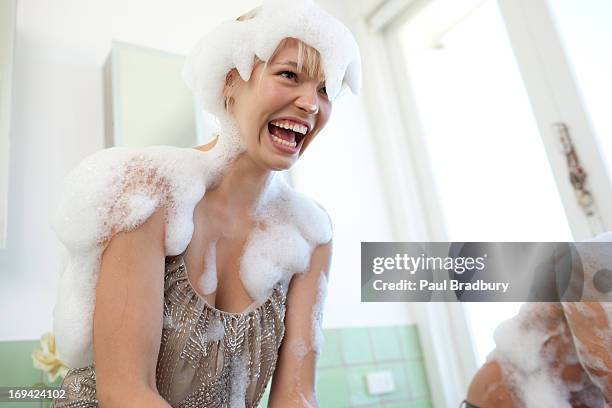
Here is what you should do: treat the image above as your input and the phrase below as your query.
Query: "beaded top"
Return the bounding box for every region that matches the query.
[52,253,287,408]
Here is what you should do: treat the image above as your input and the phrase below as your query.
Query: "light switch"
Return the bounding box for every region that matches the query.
[366,370,395,395]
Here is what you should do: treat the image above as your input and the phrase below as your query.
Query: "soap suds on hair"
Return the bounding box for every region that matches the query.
[182,0,362,119]
[51,0,357,369]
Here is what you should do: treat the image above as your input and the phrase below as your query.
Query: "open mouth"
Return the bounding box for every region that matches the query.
[267,119,309,153]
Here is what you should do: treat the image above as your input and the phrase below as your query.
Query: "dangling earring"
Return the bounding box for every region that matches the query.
[225,96,235,112]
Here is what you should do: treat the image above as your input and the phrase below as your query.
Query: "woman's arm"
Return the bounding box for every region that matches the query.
[267,240,333,408]
[93,207,171,407]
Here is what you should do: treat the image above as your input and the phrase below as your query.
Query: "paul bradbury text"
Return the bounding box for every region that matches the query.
[372,279,510,293]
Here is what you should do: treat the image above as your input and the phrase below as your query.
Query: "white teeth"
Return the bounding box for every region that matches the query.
[271,134,297,148]
[270,120,308,135]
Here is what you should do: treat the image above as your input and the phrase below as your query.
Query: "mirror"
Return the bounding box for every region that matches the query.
[103,41,218,148]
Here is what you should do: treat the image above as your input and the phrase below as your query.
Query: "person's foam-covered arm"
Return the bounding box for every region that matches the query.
[93,206,170,407]
[465,303,582,407]
[52,147,200,368]
[562,302,612,401]
[267,240,332,408]
[466,360,518,408]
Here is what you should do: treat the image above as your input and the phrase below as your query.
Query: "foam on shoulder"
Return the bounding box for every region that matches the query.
[238,173,332,302]
[52,140,334,367]
[52,143,235,367]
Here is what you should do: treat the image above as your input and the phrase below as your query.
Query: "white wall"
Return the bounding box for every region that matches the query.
[0,0,413,341]
[0,0,17,249]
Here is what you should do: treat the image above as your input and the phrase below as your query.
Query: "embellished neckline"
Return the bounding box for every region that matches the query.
[173,253,283,318]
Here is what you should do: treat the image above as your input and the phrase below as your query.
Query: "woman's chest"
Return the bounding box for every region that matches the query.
[183,211,306,308]
[182,214,256,312]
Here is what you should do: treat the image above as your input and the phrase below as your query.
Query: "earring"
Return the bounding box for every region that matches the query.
[225,96,234,112]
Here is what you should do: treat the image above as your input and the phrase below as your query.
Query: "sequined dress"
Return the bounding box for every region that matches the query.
[51,253,288,408]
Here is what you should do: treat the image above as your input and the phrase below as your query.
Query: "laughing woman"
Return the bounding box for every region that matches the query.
[50,1,361,407]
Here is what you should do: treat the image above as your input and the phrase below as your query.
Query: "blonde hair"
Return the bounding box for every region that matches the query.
[224,8,325,110]
[263,38,325,83]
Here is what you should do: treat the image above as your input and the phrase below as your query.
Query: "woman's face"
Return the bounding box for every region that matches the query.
[226,39,332,171]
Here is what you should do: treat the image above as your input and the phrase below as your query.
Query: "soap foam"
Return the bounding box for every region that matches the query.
[284,256,329,361]
[486,232,612,407]
[162,307,176,330]
[285,336,318,407]
[489,303,573,407]
[562,302,612,404]
[197,240,218,295]
[207,315,225,342]
[272,249,330,404]
[299,394,318,408]
[288,338,310,362]
[52,141,332,367]
[311,272,328,356]
[241,219,314,302]
[182,0,362,119]
[490,302,611,406]
[229,354,249,408]
[53,0,349,371]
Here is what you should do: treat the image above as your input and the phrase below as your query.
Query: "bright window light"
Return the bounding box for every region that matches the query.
[399,0,574,365]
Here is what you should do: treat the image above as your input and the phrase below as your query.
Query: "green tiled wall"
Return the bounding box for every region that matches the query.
[0,324,432,408]
[259,324,432,407]
[0,340,61,408]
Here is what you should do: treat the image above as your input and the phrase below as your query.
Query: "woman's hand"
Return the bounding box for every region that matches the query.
[267,240,333,408]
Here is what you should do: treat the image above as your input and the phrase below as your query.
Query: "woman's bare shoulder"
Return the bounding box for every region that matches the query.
[53,146,210,367]
[53,146,206,252]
